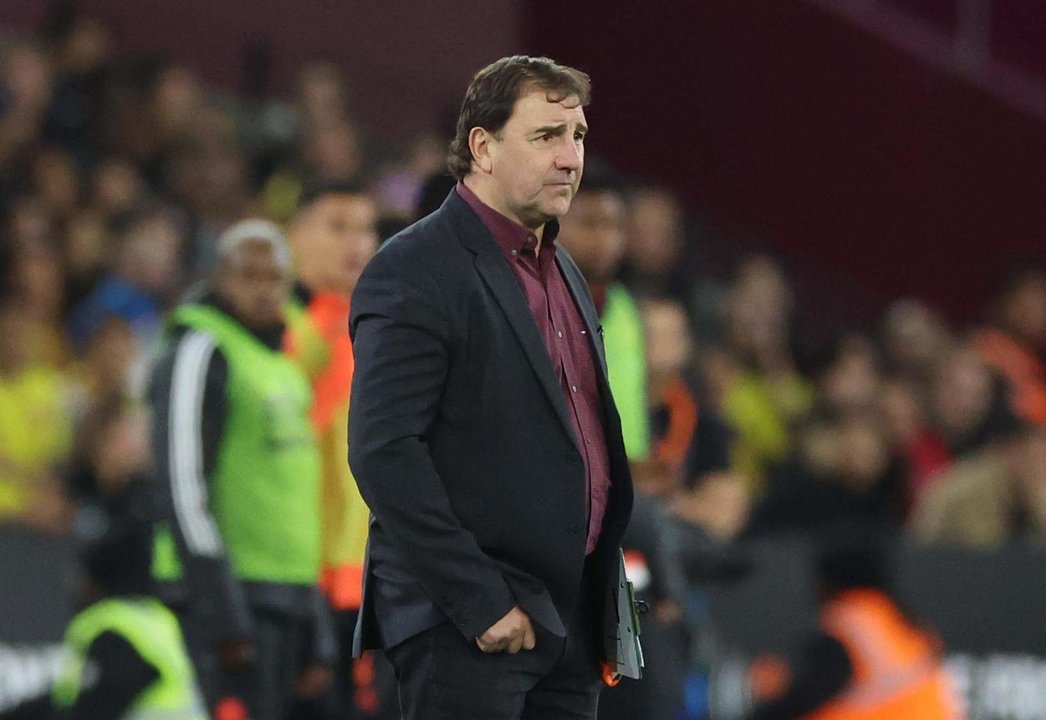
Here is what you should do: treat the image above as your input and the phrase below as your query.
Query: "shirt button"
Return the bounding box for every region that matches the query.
[557,331,563,338]
[571,385,577,393]
[511,249,518,256]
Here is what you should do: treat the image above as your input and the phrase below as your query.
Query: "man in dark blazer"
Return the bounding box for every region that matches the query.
[348,55,635,719]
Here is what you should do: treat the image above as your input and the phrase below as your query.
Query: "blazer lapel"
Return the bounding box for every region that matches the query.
[446,193,580,450]
[472,251,580,450]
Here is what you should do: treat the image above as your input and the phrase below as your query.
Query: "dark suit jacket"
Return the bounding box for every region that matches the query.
[348,189,634,658]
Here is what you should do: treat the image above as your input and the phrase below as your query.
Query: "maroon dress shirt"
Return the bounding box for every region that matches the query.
[457,182,611,555]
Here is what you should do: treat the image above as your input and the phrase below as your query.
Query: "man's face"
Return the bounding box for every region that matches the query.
[557,190,626,283]
[487,88,587,227]
[218,241,290,329]
[293,193,378,296]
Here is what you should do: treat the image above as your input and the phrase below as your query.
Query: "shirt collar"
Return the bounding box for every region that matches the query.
[456,182,559,260]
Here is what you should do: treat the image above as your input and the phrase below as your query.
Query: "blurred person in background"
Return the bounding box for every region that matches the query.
[0,41,52,189]
[31,147,81,225]
[90,157,146,222]
[670,414,751,559]
[262,62,357,222]
[302,120,363,186]
[60,208,110,312]
[69,316,138,410]
[101,61,205,192]
[668,414,751,720]
[68,204,186,359]
[297,62,352,130]
[971,266,1046,426]
[40,0,113,168]
[878,377,951,514]
[5,195,55,251]
[372,133,447,221]
[0,298,73,532]
[8,233,71,367]
[748,409,905,537]
[557,163,651,462]
[621,185,689,303]
[881,299,952,386]
[929,344,1017,459]
[164,107,254,274]
[746,528,961,720]
[640,297,700,497]
[150,220,334,720]
[718,255,814,494]
[818,335,883,415]
[0,513,207,720]
[911,420,1046,550]
[66,393,150,535]
[285,181,390,719]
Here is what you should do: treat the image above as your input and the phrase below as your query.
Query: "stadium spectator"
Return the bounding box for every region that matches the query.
[818,335,883,415]
[68,205,186,354]
[557,164,652,461]
[285,181,386,718]
[621,185,690,303]
[9,233,70,367]
[912,421,1046,550]
[639,297,700,497]
[149,220,334,720]
[717,256,814,492]
[881,299,953,385]
[0,299,73,532]
[971,266,1046,426]
[60,209,110,312]
[878,377,951,513]
[65,394,150,549]
[930,345,1015,458]
[747,411,905,537]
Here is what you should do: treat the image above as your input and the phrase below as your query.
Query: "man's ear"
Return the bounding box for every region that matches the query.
[468,126,495,174]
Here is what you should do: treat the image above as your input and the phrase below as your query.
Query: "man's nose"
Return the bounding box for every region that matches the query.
[555,137,582,172]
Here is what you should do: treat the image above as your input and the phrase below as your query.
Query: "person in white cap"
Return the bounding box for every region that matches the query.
[148,219,335,720]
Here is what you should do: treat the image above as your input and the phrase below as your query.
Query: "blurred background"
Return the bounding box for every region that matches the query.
[1,1,1045,719]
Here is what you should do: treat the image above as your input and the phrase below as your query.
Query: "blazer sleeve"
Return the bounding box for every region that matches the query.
[348,244,517,641]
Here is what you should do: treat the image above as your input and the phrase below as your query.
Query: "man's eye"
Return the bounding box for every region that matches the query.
[540,134,554,142]
[574,132,586,143]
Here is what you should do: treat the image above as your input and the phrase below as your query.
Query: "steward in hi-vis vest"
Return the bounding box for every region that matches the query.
[747,528,964,720]
[149,220,334,720]
[45,511,205,720]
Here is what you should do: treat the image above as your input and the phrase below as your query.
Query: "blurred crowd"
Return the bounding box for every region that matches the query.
[1,4,1046,720]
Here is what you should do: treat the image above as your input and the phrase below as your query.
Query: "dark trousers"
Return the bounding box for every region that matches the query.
[180,608,308,720]
[385,576,603,720]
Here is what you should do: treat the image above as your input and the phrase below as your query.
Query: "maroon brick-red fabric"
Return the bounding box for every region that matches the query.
[457,183,611,554]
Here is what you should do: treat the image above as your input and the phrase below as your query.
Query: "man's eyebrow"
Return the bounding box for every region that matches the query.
[530,123,589,136]
[531,124,568,136]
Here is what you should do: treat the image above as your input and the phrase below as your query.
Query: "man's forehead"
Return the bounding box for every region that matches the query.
[513,88,587,126]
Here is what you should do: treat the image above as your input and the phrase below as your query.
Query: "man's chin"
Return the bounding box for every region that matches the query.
[541,196,574,219]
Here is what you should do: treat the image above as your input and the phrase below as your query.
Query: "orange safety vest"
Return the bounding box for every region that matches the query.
[285,291,369,611]
[809,589,964,720]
